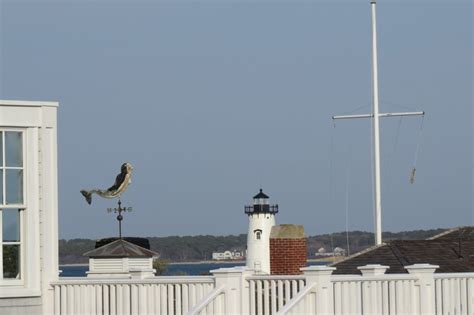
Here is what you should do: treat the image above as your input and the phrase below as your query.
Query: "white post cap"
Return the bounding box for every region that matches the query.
[405,263,439,274]
[357,264,390,276]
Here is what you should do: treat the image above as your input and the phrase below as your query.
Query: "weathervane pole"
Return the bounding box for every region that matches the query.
[117,200,123,238]
[107,198,133,239]
[371,0,383,245]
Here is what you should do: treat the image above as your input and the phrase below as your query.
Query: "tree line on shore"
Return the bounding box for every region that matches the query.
[59,228,445,264]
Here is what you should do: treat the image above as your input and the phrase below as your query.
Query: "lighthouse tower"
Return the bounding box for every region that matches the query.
[244,189,278,274]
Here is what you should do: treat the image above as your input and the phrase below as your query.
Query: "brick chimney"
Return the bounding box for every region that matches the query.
[270,224,307,275]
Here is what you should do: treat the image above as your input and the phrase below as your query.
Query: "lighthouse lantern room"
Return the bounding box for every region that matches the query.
[244,189,278,274]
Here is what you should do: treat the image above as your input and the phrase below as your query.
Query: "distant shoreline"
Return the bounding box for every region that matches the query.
[60,257,333,267]
[59,260,246,267]
[167,260,246,265]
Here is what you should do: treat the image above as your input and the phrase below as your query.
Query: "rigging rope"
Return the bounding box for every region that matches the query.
[346,154,351,256]
[380,100,421,113]
[370,108,376,241]
[345,144,352,256]
[331,119,351,256]
[386,117,403,194]
[339,104,371,116]
[329,121,337,261]
[329,120,336,215]
[348,104,370,115]
[410,115,425,184]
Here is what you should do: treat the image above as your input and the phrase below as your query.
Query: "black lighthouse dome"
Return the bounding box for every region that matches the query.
[253,189,269,200]
[244,189,279,215]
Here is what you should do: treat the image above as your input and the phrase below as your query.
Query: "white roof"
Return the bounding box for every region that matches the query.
[0,99,59,107]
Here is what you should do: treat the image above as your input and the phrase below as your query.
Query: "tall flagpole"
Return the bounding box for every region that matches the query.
[332,0,424,246]
[370,0,382,245]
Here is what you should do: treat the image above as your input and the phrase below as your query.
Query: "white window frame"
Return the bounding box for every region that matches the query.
[0,102,57,300]
[0,129,26,286]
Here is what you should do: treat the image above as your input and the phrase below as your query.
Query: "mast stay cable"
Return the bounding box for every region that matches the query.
[386,116,403,194]
[410,115,425,184]
[345,144,352,256]
[329,121,336,258]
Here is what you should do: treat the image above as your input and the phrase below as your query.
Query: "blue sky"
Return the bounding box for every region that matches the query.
[0,0,472,239]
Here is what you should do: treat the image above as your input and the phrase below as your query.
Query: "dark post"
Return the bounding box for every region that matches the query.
[107,199,133,239]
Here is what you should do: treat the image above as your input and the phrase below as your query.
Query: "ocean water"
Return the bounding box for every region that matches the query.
[60,261,327,277]
[60,262,245,277]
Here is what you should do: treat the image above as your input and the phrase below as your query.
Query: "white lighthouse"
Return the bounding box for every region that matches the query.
[245,189,278,274]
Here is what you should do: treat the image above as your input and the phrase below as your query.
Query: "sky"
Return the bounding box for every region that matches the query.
[0,0,472,240]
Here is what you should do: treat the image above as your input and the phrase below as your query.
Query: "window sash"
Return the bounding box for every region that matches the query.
[0,129,25,285]
[0,209,23,283]
[0,130,25,207]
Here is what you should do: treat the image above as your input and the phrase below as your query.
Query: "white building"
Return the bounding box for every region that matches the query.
[333,247,346,256]
[244,189,278,274]
[0,100,59,314]
[211,250,243,260]
[84,238,159,279]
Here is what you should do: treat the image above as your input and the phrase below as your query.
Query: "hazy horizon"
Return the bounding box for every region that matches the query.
[58,227,451,241]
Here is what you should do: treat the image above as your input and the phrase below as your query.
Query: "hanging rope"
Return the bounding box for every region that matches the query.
[329,121,337,261]
[381,100,420,113]
[392,117,403,164]
[345,143,352,257]
[332,119,352,257]
[410,115,425,184]
[385,117,403,194]
[347,104,370,115]
[370,108,376,240]
[329,121,336,204]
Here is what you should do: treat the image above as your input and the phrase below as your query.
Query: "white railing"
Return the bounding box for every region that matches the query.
[332,274,418,314]
[51,276,214,315]
[187,286,225,315]
[278,275,420,315]
[434,273,474,315]
[247,275,306,314]
[51,265,474,315]
[275,282,316,315]
[277,265,474,315]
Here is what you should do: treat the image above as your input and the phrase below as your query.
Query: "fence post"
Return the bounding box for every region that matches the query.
[300,266,336,314]
[405,263,439,315]
[357,264,390,276]
[357,264,390,314]
[211,266,253,314]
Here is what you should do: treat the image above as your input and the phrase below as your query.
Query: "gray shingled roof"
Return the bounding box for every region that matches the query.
[331,226,474,274]
[83,239,159,258]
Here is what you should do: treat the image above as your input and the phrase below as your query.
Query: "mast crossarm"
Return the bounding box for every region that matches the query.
[332,111,424,120]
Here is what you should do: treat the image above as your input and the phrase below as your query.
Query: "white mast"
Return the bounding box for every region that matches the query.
[370,0,382,245]
[332,0,424,246]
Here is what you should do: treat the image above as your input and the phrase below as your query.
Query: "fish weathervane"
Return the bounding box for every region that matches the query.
[80,162,133,204]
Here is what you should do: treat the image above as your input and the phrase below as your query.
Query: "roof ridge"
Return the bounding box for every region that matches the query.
[387,242,410,267]
[83,238,159,258]
[427,226,469,240]
[331,243,387,266]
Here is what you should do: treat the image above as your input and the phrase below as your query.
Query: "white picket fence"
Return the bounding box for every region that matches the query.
[247,275,306,314]
[51,276,215,315]
[51,265,474,314]
[434,273,474,315]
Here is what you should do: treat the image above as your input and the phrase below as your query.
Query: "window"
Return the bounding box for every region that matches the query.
[0,131,24,282]
[254,229,262,240]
